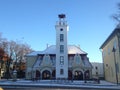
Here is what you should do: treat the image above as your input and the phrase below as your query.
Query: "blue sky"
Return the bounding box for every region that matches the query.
[0,0,120,63]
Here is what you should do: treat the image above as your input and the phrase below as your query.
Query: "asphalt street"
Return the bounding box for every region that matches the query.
[0,80,120,90]
[2,87,120,90]
[1,88,116,90]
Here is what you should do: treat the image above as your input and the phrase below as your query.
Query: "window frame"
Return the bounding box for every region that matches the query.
[60,34,64,42]
[60,69,64,75]
[60,45,64,53]
[60,56,64,65]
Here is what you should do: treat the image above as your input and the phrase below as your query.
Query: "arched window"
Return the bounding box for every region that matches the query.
[43,54,50,64]
[74,54,81,64]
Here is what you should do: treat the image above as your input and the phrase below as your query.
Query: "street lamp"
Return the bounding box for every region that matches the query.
[0,56,3,79]
[112,47,118,84]
[13,69,17,81]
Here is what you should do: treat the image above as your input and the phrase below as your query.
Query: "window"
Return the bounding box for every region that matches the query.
[95,66,98,70]
[106,64,108,67]
[60,56,64,65]
[103,51,106,58]
[60,34,64,42]
[96,72,98,75]
[44,54,50,64]
[60,45,64,53]
[113,40,117,49]
[76,54,80,63]
[60,69,64,75]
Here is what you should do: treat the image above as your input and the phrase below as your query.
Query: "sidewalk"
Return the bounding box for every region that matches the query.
[0,79,120,89]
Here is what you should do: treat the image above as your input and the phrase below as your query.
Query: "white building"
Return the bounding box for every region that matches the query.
[25,14,92,80]
[91,62,104,79]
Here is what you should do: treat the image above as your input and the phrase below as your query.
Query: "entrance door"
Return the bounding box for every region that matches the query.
[74,71,83,80]
[42,70,51,80]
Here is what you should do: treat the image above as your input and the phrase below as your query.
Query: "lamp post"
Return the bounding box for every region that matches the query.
[112,47,118,84]
[0,56,2,79]
[13,69,17,81]
[84,69,87,83]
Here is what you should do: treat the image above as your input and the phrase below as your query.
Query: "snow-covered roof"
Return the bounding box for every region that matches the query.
[43,45,56,54]
[26,51,43,56]
[26,45,87,56]
[68,45,87,54]
[83,59,92,68]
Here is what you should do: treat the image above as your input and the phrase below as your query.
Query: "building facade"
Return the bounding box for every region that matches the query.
[25,14,92,80]
[100,26,120,84]
[91,62,104,79]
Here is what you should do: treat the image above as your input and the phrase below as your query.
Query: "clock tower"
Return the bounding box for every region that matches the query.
[55,14,69,79]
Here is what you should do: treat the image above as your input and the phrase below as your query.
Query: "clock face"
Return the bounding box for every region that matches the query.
[60,28,63,31]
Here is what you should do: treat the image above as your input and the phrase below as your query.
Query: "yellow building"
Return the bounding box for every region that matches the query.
[100,26,120,84]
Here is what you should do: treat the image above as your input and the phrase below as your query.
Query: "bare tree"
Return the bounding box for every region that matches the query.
[0,35,11,79]
[12,42,33,78]
[0,48,5,78]
[13,42,33,62]
[0,33,33,79]
[6,41,33,68]
[112,3,120,27]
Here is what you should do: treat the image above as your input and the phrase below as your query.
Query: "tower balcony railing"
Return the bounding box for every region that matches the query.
[56,21,67,26]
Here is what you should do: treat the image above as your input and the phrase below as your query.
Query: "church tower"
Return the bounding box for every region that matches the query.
[55,14,69,79]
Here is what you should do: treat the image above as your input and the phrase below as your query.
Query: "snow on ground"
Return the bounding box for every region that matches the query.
[0,79,120,89]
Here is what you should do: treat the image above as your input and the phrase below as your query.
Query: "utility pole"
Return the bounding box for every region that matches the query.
[112,47,118,84]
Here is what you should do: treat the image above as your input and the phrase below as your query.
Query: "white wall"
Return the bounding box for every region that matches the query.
[91,62,104,79]
[55,18,69,79]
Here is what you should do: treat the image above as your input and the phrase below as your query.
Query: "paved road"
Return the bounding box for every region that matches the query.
[1,88,109,90]
[2,87,119,90]
[3,88,90,90]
